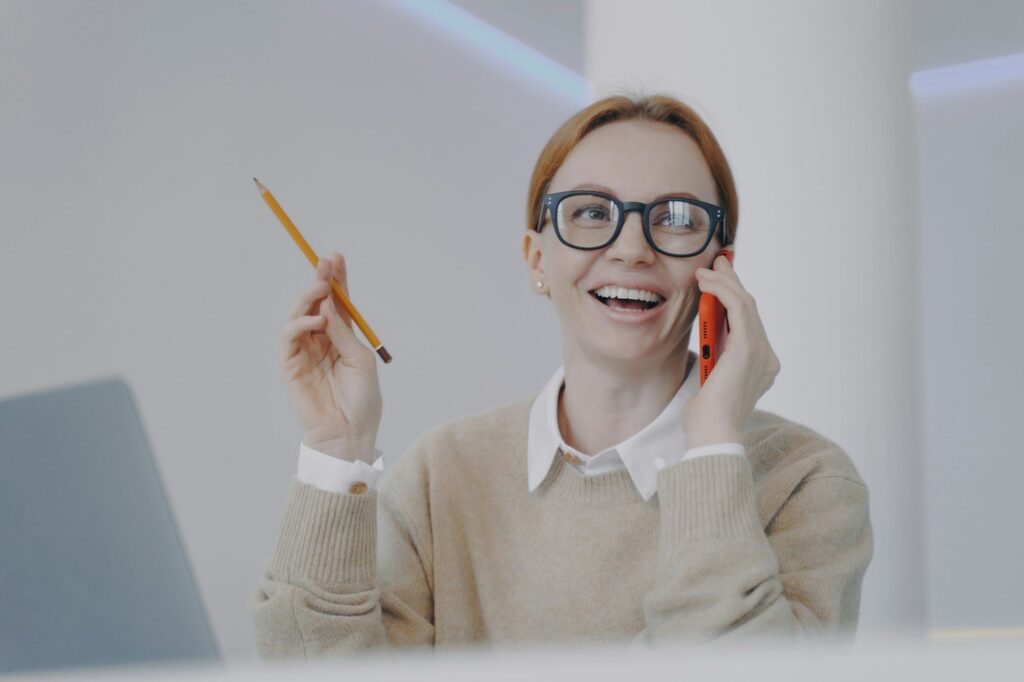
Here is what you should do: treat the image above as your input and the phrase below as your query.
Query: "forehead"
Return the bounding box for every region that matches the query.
[550,120,718,203]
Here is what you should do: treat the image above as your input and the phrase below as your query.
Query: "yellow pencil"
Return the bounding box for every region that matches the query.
[254,178,392,364]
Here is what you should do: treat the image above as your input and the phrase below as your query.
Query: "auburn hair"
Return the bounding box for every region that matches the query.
[526,91,738,248]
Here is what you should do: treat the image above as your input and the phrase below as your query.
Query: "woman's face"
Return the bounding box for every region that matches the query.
[524,119,724,370]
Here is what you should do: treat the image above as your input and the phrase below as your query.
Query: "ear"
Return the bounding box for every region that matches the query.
[523,230,544,287]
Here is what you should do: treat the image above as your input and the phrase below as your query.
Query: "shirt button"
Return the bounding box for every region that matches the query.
[653,457,666,471]
[561,451,583,465]
[348,481,368,495]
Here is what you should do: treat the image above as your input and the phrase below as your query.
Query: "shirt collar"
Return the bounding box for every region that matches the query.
[527,350,699,501]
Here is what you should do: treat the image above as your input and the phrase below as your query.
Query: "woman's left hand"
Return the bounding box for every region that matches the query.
[682,253,781,449]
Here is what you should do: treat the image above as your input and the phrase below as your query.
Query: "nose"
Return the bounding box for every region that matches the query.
[605,211,655,266]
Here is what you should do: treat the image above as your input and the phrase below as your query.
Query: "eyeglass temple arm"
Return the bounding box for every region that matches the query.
[534,203,546,232]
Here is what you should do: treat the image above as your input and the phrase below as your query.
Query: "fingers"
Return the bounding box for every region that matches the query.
[288,281,329,323]
[697,254,751,304]
[325,251,354,330]
[313,256,332,286]
[328,251,349,296]
[319,285,376,368]
[282,251,370,368]
[289,254,352,325]
[695,269,753,342]
[287,258,332,320]
[280,314,326,364]
[696,254,781,392]
[704,253,745,295]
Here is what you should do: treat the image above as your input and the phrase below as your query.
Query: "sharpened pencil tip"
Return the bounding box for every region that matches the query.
[253,177,267,194]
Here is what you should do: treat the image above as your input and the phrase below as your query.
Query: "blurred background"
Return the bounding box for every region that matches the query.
[1,0,1022,672]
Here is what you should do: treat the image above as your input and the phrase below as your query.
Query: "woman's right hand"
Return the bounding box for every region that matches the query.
[280,251,383,464]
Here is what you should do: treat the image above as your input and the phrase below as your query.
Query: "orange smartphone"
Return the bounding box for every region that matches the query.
[698,248,735,386]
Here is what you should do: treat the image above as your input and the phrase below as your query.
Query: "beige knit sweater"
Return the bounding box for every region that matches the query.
[251,394,873,658]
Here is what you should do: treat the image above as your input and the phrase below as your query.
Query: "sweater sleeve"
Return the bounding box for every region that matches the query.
[635,453,873,647]
[250,469,434,659]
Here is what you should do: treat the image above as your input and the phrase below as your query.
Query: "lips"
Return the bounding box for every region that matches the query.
[590,290,661,310]
[587,282,669,300]
[588,288,668,322]
[588,281,668,313]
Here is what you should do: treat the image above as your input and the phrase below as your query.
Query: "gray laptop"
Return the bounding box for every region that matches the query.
[0,376,219,674]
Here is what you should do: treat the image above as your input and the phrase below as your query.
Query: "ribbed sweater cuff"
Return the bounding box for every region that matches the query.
[657,454,763,544]
[270,478,377,587]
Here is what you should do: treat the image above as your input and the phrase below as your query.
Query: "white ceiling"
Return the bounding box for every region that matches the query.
[451,1,1024,76]
[913,0,1024,70]
[448,0,584,73]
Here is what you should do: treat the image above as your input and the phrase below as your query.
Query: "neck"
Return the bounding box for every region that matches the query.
[557,342,693,456]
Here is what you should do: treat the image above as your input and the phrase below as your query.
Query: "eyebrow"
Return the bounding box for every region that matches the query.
[570,183,699,201]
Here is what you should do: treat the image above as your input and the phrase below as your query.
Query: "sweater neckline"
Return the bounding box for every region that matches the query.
[533,451,652,506]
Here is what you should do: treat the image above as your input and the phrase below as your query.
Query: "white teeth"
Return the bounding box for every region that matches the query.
[592,285,664,304]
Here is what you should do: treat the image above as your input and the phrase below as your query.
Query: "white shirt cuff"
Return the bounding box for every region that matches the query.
[296,441,384,494]
[653,442,746,472]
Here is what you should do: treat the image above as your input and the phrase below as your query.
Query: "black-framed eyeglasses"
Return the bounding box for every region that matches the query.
[534,190,730,257]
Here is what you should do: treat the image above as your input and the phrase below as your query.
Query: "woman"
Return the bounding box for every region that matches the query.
[251,93,873,657]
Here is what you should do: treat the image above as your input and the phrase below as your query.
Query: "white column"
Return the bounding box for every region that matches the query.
[585,0,923,636]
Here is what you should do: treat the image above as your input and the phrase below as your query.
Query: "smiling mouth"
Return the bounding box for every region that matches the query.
[589,291,665,311]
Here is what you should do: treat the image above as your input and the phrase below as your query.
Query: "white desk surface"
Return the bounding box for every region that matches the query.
[7,632,1023,681]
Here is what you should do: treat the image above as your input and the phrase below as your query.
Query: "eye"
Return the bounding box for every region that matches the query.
[573,204,610,221]
[651,200,711,231]
[652,209,693,228]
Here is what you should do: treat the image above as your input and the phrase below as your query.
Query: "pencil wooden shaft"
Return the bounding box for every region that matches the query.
[256,180,390,361]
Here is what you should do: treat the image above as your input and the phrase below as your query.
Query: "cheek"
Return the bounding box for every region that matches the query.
[551,254,597,288]
[672,268,702,295]
[673,277,704,319]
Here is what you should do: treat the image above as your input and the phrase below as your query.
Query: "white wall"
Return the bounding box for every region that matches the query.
[0,0,584,660]
[584,0,923,635]
[911,0,1024,635]
[913,73,1024,630]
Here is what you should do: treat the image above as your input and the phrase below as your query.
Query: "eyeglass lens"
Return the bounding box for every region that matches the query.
[554,193,714,256]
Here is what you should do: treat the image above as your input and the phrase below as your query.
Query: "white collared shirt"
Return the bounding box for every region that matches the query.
[296,350,745,500]
[525,351,745,501]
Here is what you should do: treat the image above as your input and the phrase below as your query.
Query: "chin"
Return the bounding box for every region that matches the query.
[590,338,662,366]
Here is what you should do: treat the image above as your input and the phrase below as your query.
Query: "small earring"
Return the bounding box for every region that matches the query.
[535,281,544,289]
